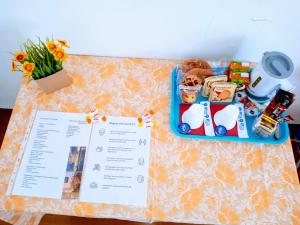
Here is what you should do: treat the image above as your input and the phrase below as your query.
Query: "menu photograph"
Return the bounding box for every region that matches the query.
[62,146,87,199]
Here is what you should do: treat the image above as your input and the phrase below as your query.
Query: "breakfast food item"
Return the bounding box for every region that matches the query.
[229,61,251,72]
[179,73,202,104]
[264,89,295,120]
[229,72,250,86]
[209,82,237,102]
[252,114,278,138]
[185,68,214,82]
[181,73,202,86]
[180,87,199,103]
[179,69,203,104]
[181,59,214,85]
[202,75,228,97]
[181,59,211,73]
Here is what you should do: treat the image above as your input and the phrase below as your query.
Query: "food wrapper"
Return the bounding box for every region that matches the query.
[209,82,237,102]
[179,85,201,104]
[229,72,250,86]
[229,61,251,72]
[202,75,228,97]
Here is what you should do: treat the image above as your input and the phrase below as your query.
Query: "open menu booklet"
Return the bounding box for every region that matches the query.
[7,110,151,207]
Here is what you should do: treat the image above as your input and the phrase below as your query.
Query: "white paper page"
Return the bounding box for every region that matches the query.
[80,116,151,207]
[12,111,91,199]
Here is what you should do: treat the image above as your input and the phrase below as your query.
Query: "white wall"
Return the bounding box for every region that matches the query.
[1,0,299,122]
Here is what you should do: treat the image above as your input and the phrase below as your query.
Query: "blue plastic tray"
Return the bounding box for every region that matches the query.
[170,66,289,144]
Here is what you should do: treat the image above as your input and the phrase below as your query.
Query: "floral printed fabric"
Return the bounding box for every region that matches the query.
[0,55,299,225]
[0,211,43,225]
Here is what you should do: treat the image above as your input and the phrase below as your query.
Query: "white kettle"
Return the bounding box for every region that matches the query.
[246,51,295,102]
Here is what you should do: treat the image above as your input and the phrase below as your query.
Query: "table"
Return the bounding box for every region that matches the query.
[0,55,299,225]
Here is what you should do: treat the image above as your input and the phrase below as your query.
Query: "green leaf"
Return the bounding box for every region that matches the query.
[19,36,66,79]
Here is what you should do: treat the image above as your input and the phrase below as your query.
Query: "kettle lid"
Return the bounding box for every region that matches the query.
[262,51,294,79]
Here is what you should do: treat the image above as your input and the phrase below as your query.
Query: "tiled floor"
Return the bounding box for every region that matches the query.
[0,108,299,225]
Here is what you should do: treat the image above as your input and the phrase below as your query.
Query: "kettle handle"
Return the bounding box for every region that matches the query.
[271,59,289,76]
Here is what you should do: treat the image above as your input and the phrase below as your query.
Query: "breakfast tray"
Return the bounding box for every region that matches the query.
[170,65,289,144]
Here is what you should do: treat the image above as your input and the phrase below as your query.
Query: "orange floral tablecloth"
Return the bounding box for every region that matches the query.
[0,55,299,225]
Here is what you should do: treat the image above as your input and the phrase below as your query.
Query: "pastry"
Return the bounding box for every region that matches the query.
[185,68,214,81]
[181,73,202,86]
[181,59,211,73]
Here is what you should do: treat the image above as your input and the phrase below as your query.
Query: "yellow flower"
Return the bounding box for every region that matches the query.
[22,62,35,76]
[13,51,28,62]
[85,115,92,124]
[47,40,57,53]
[54,47,68,61]
[58,39,70,48]
[11,61,17,72]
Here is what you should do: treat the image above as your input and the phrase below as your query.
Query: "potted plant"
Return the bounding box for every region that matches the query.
[11,38,72,94]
